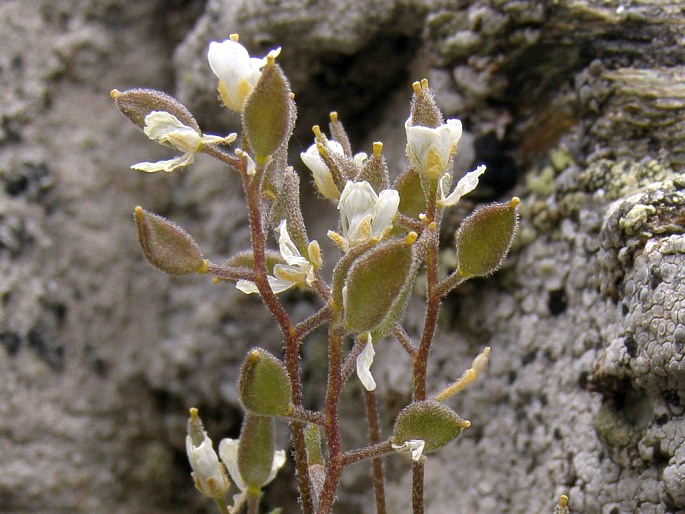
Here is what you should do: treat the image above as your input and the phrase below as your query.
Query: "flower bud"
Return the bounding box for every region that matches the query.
[185,408,230,499]
[357,142,390,193]
[237,414,277,490]
[134,206,207,275]
[110,88,199,133]
[328,111,352,157]
[344,235,416,333]
[280,168,310,257]
[391,400,469,454]
[243,60,293,163]
[409,79,443,129]
[454,197,519,279]
[239,348,293,416]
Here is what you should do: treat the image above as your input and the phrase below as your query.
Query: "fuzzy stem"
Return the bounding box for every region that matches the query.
[340,335,367,384]
[288,406,327,427]
[242,161,314,514]
[206,262,255,282]
[213,498,230,514]
[436,270,468,298]
[393,324,417,357]
[246,493,259,514]
[295,303,332,341]
[342,439,393,466]
[364,389,387,514]
[411,182,442,514]
[411,461,425,514]
[315,309,346,514]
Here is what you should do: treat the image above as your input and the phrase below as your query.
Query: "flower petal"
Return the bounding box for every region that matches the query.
[218,438,248,492]
[276,220,307,267]
[201,133,238,146]
[263,449,286,486]
[356,338,376,391]
[131,152,195,173]
[371,188,400,239]
[439,165,486,207]
[301,143,341,201]
[208,40,253,89]
[236,275,296,295]
[391,439,425,462]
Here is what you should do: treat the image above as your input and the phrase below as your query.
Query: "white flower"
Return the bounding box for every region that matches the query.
[237,220,319,295]
[405,117,462,179]
[132,111,236,173]
[208,36,281,112]
[356,334,376,391]
[391,439,426,462]
[218,438,286,512]
[438,164,487,207]
[300,141,344,201]
[235,148,256,176]
[328,181,399,253]
[185,432,230,499]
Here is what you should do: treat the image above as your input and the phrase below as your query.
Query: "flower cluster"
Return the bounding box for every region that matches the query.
[113,33,521,514]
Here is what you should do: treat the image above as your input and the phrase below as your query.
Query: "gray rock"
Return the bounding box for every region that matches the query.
[2,0,684,513]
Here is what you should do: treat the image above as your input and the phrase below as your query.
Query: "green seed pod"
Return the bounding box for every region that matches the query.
[238,414,276,490]
[110,88,199,133]
[239,348,293,416]
[243,61,293,164]
[134,206,207,276]
[391,400,468,454]
[279,168,310,258]
[344,236,415,333]
[455,197,519,279]
[370,258,419,341]
[304,424,323,466]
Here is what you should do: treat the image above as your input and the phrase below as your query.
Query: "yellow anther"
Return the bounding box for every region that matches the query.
[559,495,568,508]
[405,231,418,245]
[509,196,521,208]
[459,419,471,429]
[197,259,209,275]
[212,277,220,285]
[110,89,121,99]
[330,111,338,122]
[312,125,323,139]
[289,92,295,100]
[189,407,199,418]
[372,141,383,156]
[248,349,261,364]
[420,78,429,89]
[229,34,239,42]
[412,81,422,94]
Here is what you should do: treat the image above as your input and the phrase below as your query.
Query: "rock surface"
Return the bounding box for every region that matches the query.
[1,0,684,513]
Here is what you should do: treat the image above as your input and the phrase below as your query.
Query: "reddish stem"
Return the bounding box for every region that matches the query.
[364,388,387,514]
